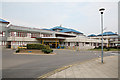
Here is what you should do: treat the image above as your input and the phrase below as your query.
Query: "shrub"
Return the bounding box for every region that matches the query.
[45,45,50,49]
[49,49,53,52]
[42,49,46,52]
[16,49,20,53]
[45,49,53,54]
[42,49,53,54]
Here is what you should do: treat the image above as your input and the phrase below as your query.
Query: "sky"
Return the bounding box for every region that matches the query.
[1,0,118,36]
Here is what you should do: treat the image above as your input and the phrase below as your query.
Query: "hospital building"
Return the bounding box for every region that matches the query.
[0,18,119,50]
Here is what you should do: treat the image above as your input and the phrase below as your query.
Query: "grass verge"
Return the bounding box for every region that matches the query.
[89,48,120,51]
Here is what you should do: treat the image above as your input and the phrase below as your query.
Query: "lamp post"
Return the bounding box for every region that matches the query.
[99,8,105,64]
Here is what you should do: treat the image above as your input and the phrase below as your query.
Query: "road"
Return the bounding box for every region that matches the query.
[2,48,116,78]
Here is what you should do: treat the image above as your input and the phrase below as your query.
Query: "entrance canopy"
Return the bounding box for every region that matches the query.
[36,37,65,48]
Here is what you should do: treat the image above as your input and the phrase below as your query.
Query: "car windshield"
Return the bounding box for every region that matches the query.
[19,46,26,47]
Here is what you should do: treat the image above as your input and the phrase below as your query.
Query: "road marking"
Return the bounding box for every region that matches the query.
[13,52,56,55]
[37,56,105,79]
[37,55,117,79]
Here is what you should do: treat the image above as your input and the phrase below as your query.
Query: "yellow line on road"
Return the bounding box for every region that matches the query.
[37,57,101,79]
[37,56,117,80]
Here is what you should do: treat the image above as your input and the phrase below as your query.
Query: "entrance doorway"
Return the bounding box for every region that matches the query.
[52,44,56,48]
[7,41,11,48]
[44,42,58,48]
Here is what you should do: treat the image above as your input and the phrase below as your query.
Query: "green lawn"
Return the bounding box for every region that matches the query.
[89,48,120,51]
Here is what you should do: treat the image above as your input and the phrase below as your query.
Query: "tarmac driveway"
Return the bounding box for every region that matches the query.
[2,48,114,78]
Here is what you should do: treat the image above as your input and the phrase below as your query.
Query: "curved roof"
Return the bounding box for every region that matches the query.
[50,26,67,30]
[50,26,83,34]
[0,18,9,23]
[88,34,97,37]
[60,29,82,34]
[97,32,117,36]
[42,28,52,31]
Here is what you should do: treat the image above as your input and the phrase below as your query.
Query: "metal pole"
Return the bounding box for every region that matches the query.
[14,34,15,49]
[101,12,104,63]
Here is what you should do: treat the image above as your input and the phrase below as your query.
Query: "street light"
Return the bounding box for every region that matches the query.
[99,8,105,64]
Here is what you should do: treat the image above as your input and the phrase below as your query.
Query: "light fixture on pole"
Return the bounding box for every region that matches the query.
[99,8,105,64]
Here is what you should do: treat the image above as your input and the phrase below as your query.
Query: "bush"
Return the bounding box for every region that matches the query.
[45,45,50,49]
[45,49,53,54]
[16,49,20,53]
[42,49,46,52]
[42,49,53,54]
[27,44,45,50]
[27,44,53,54]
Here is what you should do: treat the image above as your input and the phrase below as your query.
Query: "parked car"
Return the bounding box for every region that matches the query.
[18,45,27,49]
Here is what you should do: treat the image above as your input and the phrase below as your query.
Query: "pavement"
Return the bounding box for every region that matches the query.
[47,56,118,78]
[2,47,118,78]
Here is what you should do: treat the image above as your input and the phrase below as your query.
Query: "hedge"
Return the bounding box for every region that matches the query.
[94,46,118,49]
[27,44,53,54]
[27,44,45,50]
[42,49,53,54]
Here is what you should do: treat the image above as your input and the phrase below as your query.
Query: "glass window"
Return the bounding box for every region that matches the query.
[64,42,65,45]
[82,42,84,46]
[68,42,70,46]
[2,32,5,36]
[76,42,79,46]
[0,31,2,37]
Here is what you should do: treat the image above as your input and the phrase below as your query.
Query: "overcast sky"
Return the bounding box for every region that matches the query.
[1,1,118,36]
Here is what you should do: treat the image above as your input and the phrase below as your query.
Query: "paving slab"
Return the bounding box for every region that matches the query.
[48,56,118,78]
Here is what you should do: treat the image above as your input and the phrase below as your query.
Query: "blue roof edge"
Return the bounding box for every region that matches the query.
[0,18,9,23]
[97,32,117,36]
[88,34,97,37]
[50,26,83,34]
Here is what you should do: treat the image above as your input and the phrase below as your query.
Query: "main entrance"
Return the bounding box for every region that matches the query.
[6,41,11,48]
[36,37,65,48]
[44,42,59,48]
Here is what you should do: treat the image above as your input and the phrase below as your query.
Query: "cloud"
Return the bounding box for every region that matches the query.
[2,2,118,35]
[2,0,119,2]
